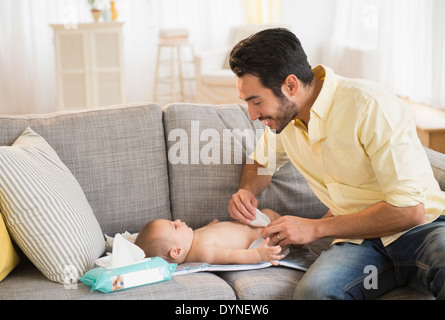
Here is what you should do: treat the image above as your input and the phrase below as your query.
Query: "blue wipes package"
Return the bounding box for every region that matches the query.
[80,257,177,293]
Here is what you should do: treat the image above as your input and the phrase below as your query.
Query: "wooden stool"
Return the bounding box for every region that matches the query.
[153,37,195,103]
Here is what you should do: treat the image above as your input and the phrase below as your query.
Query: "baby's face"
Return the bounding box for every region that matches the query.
[158,219,194,248]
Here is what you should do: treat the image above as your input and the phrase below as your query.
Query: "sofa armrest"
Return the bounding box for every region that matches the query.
[425,147,445,190]
[195,47,232,75]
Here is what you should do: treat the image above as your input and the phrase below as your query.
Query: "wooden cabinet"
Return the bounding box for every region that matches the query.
[407,99,445,154]
[51,22,126,110]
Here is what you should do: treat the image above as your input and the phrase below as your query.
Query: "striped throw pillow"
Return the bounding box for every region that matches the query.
[0,127,105,284]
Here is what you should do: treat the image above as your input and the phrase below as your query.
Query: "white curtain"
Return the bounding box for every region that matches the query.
[0,0,245,114]
[325,0,445,110]
[1,0,61,114]
[430,0,445,111]
[152,0,245,52]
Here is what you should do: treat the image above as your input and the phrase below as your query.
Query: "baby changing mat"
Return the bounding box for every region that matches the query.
[173,246,317,276]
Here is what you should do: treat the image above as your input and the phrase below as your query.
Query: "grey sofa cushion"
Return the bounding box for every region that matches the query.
[0,259,236,300]
[0,104,171,235]
[163,103,328,229]
[217,267,305,300]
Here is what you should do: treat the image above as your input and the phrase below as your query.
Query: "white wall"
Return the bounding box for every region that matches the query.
[0,0,338,114]
[281,0,337,67]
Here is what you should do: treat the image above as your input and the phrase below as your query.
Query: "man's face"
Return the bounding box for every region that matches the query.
[237,74,298,134]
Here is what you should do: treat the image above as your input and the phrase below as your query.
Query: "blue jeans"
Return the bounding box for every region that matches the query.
[294,216,445,300]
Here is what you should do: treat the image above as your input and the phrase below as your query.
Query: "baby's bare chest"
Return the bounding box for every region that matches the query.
[195,221,262,249]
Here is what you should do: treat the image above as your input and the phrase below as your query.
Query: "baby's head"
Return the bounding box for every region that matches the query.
[135,219,194,264]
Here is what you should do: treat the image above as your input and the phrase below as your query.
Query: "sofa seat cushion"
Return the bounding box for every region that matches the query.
[216,267,305,300]
[0,258,236,300]
[218,266,434,300]
[0,104,171,236]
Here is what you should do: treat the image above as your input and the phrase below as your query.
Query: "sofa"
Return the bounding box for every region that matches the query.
[0,102,442,300]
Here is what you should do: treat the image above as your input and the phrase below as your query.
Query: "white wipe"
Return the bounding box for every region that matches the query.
[249,208,271,227]
[96,233,145,268]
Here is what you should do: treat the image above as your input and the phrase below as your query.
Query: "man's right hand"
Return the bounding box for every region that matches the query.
[228,161,272,224]
[228,188,258,224]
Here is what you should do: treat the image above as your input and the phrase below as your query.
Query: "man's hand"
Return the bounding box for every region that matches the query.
[262,215,320,247]
[262,202,425,247]
[258,237,284,266]
[228,161,272,224]
[228,188,258,224]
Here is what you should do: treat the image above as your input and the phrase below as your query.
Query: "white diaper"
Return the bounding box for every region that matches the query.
[248,209,271,250]
[248,210,290,259]
[248,236,265,250]
[248,235,290,257]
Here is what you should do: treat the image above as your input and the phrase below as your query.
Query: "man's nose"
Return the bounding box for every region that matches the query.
[248,106,260,121]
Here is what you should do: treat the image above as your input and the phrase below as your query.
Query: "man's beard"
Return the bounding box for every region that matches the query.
[273,96,298,134]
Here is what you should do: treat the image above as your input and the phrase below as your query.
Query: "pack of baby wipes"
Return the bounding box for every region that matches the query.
[80,257,176,293]
[80,233,176,293]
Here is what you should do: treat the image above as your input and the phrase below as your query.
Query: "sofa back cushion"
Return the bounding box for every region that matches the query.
[0,104,171,235]
[163,103,328,229]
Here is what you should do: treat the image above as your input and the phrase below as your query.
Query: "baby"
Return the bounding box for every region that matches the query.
[135,209,284,266]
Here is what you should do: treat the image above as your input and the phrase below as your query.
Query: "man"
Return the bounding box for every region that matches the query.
[227,28,445,299]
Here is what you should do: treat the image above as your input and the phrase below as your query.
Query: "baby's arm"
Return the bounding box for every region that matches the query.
[196,239,284,265]
[205,218,220,226]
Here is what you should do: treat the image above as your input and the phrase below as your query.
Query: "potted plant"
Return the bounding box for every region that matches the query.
[88,0,101,22]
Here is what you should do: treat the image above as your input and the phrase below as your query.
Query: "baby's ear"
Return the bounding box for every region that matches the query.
[169,247,184,260]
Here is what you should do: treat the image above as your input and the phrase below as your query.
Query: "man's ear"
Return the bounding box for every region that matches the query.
[169,247,184,260]
[282,74,299,96]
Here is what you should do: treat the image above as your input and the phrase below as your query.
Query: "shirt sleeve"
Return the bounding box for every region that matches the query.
[248,126,290,176]
[358,95,425,207]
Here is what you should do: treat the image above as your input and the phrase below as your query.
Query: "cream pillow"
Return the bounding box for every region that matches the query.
[0,127,105,284]
[0,215,20,281]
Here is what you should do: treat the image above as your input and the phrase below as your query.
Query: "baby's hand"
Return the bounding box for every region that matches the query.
[258,237,284,266]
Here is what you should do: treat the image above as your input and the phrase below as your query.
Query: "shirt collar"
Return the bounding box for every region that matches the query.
[292,65,338,131]
[310,65,338,122]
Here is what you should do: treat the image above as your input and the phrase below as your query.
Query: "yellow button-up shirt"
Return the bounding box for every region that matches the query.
[250,65,445,246]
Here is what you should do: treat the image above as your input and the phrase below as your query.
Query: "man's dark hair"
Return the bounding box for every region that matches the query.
[229,28,314,99]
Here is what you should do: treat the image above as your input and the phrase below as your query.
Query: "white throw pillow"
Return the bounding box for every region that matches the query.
[0,127,105,284]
